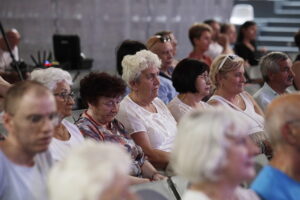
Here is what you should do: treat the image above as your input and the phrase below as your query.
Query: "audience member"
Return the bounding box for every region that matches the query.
[117,50,177,170]
[172,108,260,200]
[48,141,138,200]
[147,35,177,103]
[204,19,231,59]
[31,68,84,162]
[0,81,57,200]
[234,21,266,66]
[76,72,165,184]
[0,29,20,71]
[188,23,213,66]
[251,93,300,200]
[208,54,269,154]
[292,30,300,89]
[254,52,294,111]
[168,58,211,122]
[221,23,237,54]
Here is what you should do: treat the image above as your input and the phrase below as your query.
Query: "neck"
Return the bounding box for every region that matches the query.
[129,92,153,107]
[86,109,109,127]
[193,46,205,56]
[0,138,35,166]
[270,145,300,181]
[54,123,70,141]
[267,81,287,94]
[190,180,238,200]
[178,93,204,108]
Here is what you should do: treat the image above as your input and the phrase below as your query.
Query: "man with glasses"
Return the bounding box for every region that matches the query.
[0,80,57,200]
[253,52,294,111]
[251,93,300,200]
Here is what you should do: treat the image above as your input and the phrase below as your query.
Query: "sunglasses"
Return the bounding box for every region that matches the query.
[218,54,238,70]
[148,35,172,49]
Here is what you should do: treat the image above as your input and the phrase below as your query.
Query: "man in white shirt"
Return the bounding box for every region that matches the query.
[0,29,20,72]
[0,80,57,200]
[253,52,294,111]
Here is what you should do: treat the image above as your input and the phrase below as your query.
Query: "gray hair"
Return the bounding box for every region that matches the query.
[30,67,72,91]
[260,52,289,82]
[171,107,249,184]
[121,50,161,87]
[265,93,300,146]
[48,140,131,200]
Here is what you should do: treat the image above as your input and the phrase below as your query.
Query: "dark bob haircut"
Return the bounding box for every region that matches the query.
[172,58,209,93]
[237,21,256,43]
[80,72,126,106]
[116,40,147,76]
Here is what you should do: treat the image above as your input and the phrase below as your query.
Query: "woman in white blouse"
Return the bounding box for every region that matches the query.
[168,58,211,122]
[172,108,260,200]
[116,50,177,170]
[31,68,84,162]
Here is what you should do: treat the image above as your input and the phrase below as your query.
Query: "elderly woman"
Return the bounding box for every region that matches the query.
[208,54,270,154]
[168,58,211,122]
[49,141,138,200]
[116,50,177,170]
[31,67,84,162]
[76,72,164,184]
[171,108,260,200]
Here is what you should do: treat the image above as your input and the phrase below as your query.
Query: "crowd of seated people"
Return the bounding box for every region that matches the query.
[0,18,300,200]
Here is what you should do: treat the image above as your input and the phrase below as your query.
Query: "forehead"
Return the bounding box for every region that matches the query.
[16,91,56,115]
[155,42,172,51]
[278,58,292,68]
[200,31,211,38]
[54,81,71,92]
[141,66,159,75]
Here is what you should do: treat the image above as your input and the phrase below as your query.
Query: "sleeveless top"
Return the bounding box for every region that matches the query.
[209,92,264,135]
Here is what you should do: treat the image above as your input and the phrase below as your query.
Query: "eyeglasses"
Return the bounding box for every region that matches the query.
[26,112,59,126]
[218,54,237,70]
[54,91,75,101]
[148,35,172,49]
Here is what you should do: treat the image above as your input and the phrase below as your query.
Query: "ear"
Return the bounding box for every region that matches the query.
[268,71,276,82]
[281,123,297,145]
[129,80,138,92]
[2,112,14,134]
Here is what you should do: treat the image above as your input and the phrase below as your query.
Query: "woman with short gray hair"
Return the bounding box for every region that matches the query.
[171,108,260,200]
[31,67,84,162]
[117,50,177,170]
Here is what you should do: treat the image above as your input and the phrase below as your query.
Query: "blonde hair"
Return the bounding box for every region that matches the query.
[209,54,244,89]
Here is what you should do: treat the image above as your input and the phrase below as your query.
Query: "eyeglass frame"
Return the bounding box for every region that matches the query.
[54,91,75,101]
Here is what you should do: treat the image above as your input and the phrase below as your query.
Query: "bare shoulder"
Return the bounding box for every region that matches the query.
[207,99,221,106]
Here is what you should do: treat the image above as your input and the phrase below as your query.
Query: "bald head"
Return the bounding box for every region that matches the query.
[265,93,300,146]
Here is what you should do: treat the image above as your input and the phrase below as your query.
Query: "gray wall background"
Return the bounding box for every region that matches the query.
[1,0,233,74]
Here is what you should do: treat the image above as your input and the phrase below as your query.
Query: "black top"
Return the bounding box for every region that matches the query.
[234,42,259,66]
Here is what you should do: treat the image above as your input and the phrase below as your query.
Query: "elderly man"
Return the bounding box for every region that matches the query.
[251,93,300,200]
[147,35,177,103]
[253,52,294,111]
[0,81,57,200]
[0,29,20,71]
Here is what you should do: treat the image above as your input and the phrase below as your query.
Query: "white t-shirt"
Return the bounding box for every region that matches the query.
[205,42,223,59]
[0,150,52,200]
[0,47,19,72]
[167,96,211,123]
[116,96,177,152]
[49,119,84,162]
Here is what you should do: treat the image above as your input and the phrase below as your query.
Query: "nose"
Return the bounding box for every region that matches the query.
[154,75,160,86]
[40,116,55,136]
[67,96,75,105]
[241,74,246,83]
[289,68,295,78]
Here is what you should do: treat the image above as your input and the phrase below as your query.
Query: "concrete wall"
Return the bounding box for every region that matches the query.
[1,0,233,74]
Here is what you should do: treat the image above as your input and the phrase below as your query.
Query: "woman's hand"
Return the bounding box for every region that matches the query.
[151,172,167,181]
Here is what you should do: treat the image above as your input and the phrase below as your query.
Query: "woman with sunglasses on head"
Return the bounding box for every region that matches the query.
[168,58,211,123]
[76,72,165,185]
[208,54,271,155]
[31,67,84,162]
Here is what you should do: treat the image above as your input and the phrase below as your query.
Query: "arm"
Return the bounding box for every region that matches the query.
[128,175,150,185]
[141,160,166,181]
[131,131,170,170]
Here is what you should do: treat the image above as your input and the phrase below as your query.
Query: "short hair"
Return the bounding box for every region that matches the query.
[30,67,72,91]
[48,140,131,200]
[220,23,233,34]
[121,50,161,86]
[265,93,300,146]
[116,40,147,76]
[210,54,244,89]
[188,23,212,47]
[171,108,249,184]
[172,58,209,93]
[203,19,218,26]
[80,72,126,106]
[4,80,50,115]
[259,52,289,82]
[294,30,300,49]
[237,21,256,43]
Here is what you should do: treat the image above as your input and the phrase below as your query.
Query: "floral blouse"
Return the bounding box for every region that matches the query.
[75,111,145,177]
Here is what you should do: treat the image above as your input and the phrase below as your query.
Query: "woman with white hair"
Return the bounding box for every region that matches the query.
[31,67,84,162]
[171,108,260,200]
[116,50,177,170]
[208,54,270,155]
[48,141,137,200]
